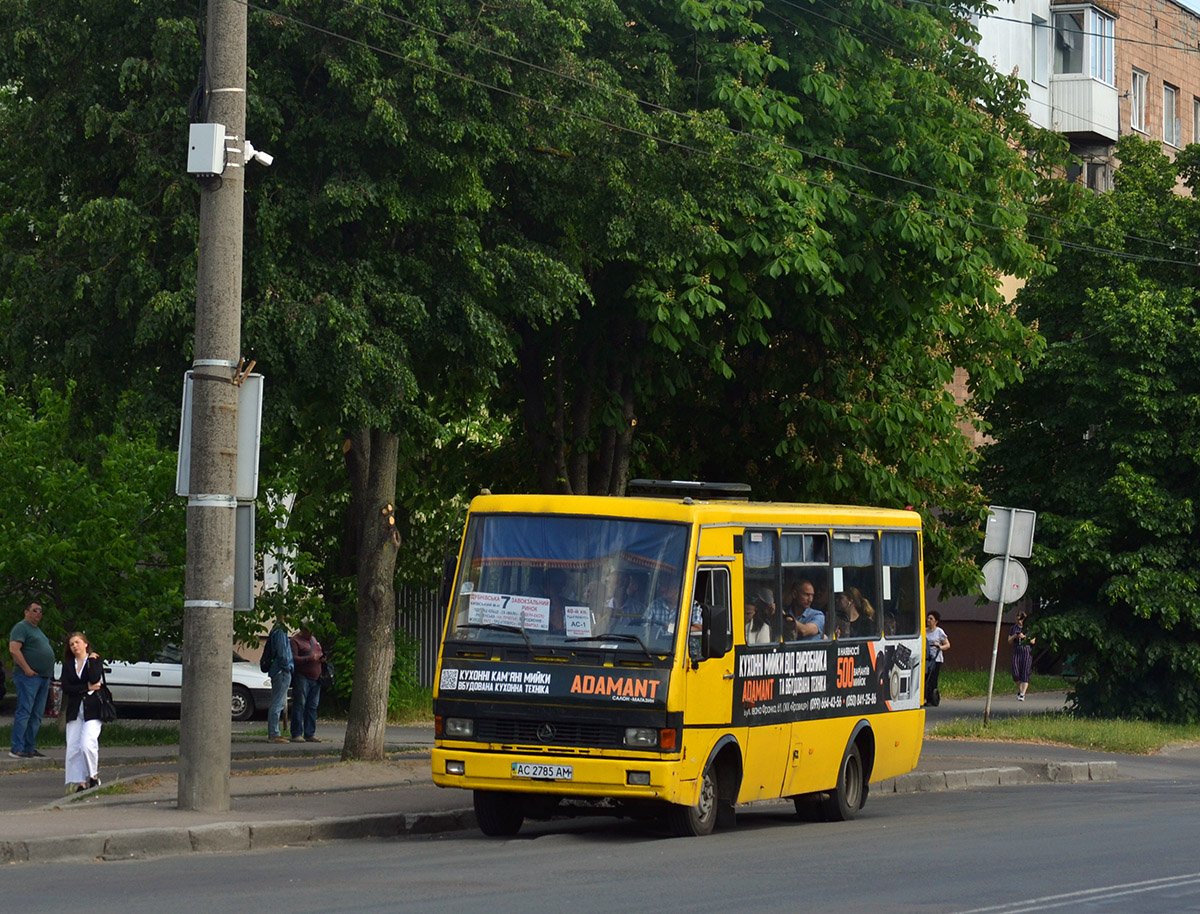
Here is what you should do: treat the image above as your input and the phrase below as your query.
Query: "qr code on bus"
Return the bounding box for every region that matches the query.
[439,668,460,691]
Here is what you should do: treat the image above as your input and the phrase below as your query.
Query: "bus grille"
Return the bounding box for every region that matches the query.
[475,718,624,749]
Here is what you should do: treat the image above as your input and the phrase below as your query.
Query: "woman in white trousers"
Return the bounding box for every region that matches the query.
[61,632,103,793]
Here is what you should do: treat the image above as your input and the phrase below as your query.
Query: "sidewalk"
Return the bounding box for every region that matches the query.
[0,692,1173,865]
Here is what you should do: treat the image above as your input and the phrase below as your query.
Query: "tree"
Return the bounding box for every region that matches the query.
[0,376,185,656]
[481,0,1076,593]
[980,135,1200,722]
[0,0,1077,758]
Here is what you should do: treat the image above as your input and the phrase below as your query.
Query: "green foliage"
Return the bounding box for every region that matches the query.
[0,0,1079,722]
[936,669,1071,699]
[0,721,182,749]
[323,628,423,720]
[930,712,1200,755]
[980,135,1200,723]
[0,376,185,658]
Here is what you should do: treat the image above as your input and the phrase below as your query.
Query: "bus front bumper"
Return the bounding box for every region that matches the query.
[431,746,700,805]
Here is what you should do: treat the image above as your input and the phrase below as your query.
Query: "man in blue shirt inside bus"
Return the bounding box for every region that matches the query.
[784,578,824,642]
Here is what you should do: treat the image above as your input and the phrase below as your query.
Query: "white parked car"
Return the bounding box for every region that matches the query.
[56,645,272,721]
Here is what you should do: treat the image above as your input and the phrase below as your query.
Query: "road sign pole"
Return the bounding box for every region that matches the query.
[983,536,1016,726]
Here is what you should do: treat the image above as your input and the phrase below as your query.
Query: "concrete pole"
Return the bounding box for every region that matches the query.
[179,0,246,812]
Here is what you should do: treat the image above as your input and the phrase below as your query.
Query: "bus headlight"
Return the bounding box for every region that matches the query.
[444,717,475,738]
[446,759,466,775]
[624,727,658,748]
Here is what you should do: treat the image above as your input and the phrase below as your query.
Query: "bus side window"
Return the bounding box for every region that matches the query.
[833,533,880,638]
[743,530,779,644]
[882,532,920,637]
[781,533,831,642]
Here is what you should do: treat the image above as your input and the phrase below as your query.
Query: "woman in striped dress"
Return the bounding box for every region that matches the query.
[1008,611,1034,700]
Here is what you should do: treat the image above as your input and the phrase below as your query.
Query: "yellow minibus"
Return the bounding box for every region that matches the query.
[432,480,926,836]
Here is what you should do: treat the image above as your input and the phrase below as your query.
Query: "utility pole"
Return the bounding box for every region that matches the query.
[179,0,246,812]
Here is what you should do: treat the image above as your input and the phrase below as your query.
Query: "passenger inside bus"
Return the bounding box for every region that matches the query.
[545,567,574,634]
[618,573,647,622]
[834,586,877,638]
[646,575,681,633]
[783,577,825,642]
[745,587,779,644]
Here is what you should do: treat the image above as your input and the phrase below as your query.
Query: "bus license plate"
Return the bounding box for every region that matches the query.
[511,762,573,780]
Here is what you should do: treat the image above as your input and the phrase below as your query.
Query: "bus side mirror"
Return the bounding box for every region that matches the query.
[702,604,731,659]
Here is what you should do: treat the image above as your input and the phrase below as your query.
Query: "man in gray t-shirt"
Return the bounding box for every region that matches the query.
[9,602,54,759]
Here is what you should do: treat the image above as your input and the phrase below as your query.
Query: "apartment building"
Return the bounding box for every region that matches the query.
[933,1,1200,670]
[976,0,1200,189]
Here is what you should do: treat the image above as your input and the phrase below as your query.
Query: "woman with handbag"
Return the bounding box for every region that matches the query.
[1009,611,1035,701]
[924,611,950,707]
[61,632,104,793]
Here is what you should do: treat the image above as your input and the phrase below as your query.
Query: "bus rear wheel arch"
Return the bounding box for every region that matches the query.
[795,727,874,822]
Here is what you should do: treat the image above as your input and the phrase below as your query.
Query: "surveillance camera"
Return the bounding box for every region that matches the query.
[243,140,274,167]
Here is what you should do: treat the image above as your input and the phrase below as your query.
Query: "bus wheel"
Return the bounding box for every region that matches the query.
[473,790,525,837]
[820,743,865,822]
[666,765,718,837]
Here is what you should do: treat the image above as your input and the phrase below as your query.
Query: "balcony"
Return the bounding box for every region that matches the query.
[1049,74,1119,142]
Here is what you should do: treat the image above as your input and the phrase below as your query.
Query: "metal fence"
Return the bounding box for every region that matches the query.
[397,585,447,688]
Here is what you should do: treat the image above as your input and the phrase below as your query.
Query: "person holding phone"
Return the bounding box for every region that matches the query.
[61,631,104,792]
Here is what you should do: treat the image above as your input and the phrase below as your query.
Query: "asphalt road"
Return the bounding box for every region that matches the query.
[6,774,1200,913]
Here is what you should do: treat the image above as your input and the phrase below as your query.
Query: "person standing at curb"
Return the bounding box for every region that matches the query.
[8,602,54,759]
[61,632,103,792]
[289,627,325,743]
[265,616,294,743]
[1009,611,1035,701]
[924,610,950,707]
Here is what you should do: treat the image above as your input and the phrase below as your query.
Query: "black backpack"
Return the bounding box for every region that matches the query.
[259,633,274,673]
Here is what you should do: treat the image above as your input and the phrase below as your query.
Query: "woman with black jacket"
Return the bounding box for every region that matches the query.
[61,632,103,793]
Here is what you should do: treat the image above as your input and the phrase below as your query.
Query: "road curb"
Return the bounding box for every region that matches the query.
[0,761,1126,865]
[0,807,478,865]
[877,760,1119,795]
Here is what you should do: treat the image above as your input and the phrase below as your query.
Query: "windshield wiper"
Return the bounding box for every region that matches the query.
[570,632,654,659]
[458,623,533,651]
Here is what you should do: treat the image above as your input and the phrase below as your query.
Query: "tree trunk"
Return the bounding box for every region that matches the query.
[341,427,400,761]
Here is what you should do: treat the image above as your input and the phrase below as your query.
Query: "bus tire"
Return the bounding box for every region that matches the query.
[473,790,524,836]
[666,764,718,837]
[820,742,865,822]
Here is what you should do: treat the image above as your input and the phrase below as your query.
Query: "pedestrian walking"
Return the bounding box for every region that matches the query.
[1009,611,1035,700]
[265,615,294,743]
[925,610,950,707]
[289,627,325,743]
[61,632,104,792]
[8,602,54,759]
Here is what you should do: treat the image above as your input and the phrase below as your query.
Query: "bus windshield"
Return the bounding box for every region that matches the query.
[449,513,691,653]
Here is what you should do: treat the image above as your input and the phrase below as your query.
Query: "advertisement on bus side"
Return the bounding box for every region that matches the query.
[438,660,670,709]
[732,638,923,725]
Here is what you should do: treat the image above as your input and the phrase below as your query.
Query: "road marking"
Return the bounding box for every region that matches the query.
[951,873,1200,913]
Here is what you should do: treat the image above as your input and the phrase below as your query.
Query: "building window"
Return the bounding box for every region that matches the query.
[1194,97,1200,144]
[1032,15,1049,86]
[1054,11,1084,74]
[1091,10,1114,85]
[1165,84,1180,147]
[1132,70,1147,132]
[1053,6,1115,86]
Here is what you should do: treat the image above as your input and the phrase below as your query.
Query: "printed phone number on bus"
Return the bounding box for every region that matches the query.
[511,762,574,781]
